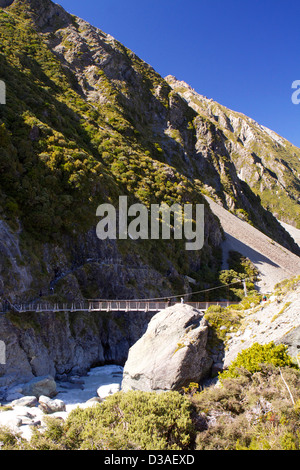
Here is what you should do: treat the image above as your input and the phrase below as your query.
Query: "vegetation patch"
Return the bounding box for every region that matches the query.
[219,342,297,381]
[1,343,300,450]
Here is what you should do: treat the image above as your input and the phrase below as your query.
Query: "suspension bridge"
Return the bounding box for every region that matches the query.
[0,298,239,314]
[0,279,247,314]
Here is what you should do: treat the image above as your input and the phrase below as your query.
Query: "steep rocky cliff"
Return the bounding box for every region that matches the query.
[0,308,154,392]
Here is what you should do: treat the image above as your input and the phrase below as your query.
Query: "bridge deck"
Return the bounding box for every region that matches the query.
[0,300,238,314]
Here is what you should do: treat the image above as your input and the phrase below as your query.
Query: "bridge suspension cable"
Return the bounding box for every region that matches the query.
[101,278,251,303]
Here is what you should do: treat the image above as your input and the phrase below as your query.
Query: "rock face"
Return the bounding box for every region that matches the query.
[224,279,300,367]
[122,304,212,392]
[0,0,14,7]
[0,0,298,308]
[0,310,154,391]
[0,0,299,399]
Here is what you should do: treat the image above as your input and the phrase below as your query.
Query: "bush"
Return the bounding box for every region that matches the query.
[219,342,297,380]
[204,304,243,344]
[29,391,195,451]
[0,428,26,450]
[192,365,300,450]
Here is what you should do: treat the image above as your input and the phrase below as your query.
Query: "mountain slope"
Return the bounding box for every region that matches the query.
[206,196,300,292]
[224,276,300,367]
[166,75,300,229]
[0,0,222,301]
[9,0,297,253]
[0,0,299,304]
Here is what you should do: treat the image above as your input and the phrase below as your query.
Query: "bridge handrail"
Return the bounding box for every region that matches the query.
[0,299,239,314]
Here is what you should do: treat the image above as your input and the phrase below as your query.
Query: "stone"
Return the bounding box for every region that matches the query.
[11,396,38,408]
[55,374,68,382]
[22,375,57,399]
[0,304,153,391]
[20,416,40,426]
[223,282,300,368]
[0,412,22,430]
[85,397,102,404]
[97,383,120,399]
[5,392,24,402]
[122,304,213,393]
[38,395,66,414]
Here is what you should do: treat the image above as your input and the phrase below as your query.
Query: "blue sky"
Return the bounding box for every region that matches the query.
[58,0,300,148]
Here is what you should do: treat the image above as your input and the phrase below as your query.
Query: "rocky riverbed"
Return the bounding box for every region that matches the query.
[0,364,123,441]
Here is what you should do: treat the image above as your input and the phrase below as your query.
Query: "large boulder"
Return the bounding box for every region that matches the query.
[21,375,57,399]
[121,304,212,392]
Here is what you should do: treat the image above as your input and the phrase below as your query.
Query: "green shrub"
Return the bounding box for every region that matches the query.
[193,365,300,450]
[0,427,26,450]
[204,304,243,344]
[28,391,195,451]
[219,342,297,380]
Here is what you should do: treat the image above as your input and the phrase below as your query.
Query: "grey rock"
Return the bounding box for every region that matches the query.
[68,376,85,385]
[0,308,154,391]
[97,383,120,399]
[5,392,24,402]
[85,397,102,404]
[277,325,300,359]
[122,304,213,393]
[55,374,68,382]
[15,417,22,427]
[22,375,57,399]
[11,396,38,408]
[211,362,224,377]
[19,416,36,426]
[57,382,84,390]
[38,395,66,414]
[224,282,300,368]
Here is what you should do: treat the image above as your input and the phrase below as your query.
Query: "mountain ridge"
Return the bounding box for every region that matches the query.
[166,75,300,229]
[0,0,299,305]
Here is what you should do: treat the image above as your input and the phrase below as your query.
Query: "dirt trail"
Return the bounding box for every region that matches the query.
[205,197,300,293]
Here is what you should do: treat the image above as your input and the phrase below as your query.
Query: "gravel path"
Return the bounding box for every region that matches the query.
[205,197,300,293]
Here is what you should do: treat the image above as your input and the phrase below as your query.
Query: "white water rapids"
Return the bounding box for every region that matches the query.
[56,364,124,408]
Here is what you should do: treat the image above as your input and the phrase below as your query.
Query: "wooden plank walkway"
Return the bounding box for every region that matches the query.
[0,299,238,314]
